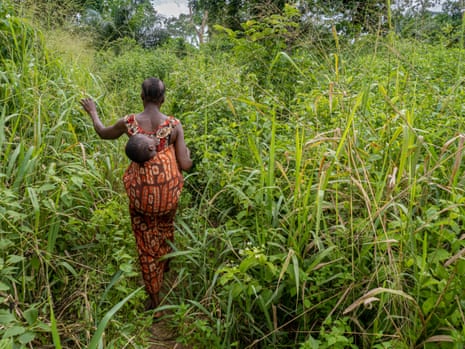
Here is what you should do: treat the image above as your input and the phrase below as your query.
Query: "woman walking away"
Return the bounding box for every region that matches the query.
[80,77,193,318]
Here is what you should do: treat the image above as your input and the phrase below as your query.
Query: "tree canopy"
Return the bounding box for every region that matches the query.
[18,0,461,50]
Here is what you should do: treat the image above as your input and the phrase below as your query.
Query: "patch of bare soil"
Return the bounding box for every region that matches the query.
[149,318,191,349]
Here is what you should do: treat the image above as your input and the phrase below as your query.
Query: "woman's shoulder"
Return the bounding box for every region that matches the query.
[166,116,180,124]
[169,116,182,128]
[158,116,180,129]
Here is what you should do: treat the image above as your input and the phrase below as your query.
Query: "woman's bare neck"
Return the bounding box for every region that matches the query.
[135,103,168,131]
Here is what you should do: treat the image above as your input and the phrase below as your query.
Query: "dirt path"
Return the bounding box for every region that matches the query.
[149,319,191,349]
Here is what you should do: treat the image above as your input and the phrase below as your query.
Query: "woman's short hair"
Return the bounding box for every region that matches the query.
[141,77,165,104]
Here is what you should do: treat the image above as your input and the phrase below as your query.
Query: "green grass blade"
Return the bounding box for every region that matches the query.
[88,287,143,349]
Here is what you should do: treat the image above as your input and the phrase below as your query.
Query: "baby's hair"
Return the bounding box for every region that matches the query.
[125,134,154,163]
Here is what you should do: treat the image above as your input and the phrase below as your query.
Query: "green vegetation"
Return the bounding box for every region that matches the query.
[2,0,465,348]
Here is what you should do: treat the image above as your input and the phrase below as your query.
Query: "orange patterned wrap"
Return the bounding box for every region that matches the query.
[123,144,183,299]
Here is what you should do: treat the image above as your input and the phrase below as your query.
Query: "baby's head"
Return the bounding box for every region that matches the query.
[125,134,157,163]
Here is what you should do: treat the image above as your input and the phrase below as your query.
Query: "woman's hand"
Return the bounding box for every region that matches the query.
[80,98,97,116]
[79,98,127,139]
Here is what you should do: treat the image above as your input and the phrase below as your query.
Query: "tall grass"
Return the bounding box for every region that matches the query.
[0,4,152,347]
[162,33,465,348]
[3,1,465,347]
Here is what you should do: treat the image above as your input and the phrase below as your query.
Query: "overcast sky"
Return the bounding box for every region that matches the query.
[152,0,189,17]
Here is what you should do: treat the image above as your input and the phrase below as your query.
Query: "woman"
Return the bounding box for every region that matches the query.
[80,77,192,316]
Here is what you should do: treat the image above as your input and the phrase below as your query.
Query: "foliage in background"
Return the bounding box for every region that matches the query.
[0,2,147,347]
[2,0,465,348]
[10,0,464,51]
[79,0,166,48]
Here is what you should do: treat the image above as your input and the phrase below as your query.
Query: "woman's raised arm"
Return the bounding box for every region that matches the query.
[80,98,127,139]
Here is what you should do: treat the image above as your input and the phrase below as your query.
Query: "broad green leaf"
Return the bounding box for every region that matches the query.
[457,260,465,275]
[0,240,13,250]
[18,331,35,344]
[422,296,436,315]
[119,263,133,273]
[23,308,38,326]
[6,255,24,264]
[3,325,25,338]
[0,309,16,324]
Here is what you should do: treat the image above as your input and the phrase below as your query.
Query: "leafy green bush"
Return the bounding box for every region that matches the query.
[3,0,465,347]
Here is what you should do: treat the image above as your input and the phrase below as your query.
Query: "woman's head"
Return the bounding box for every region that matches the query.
[141,77,165,105]
[125,134,157,163]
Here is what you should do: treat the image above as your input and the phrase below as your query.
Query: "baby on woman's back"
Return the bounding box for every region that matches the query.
[125,134,157,163]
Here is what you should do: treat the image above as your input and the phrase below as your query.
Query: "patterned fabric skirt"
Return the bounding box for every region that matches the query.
[123,145,184,299]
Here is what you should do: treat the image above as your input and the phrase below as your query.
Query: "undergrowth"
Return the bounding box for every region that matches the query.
[1,1,465,348]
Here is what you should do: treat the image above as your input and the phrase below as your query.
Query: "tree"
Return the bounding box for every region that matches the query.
[298,0,389,35]
[164,12,207,46]
[188,0,287,32]
[80,0,169,48]
[393,0,465,46]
